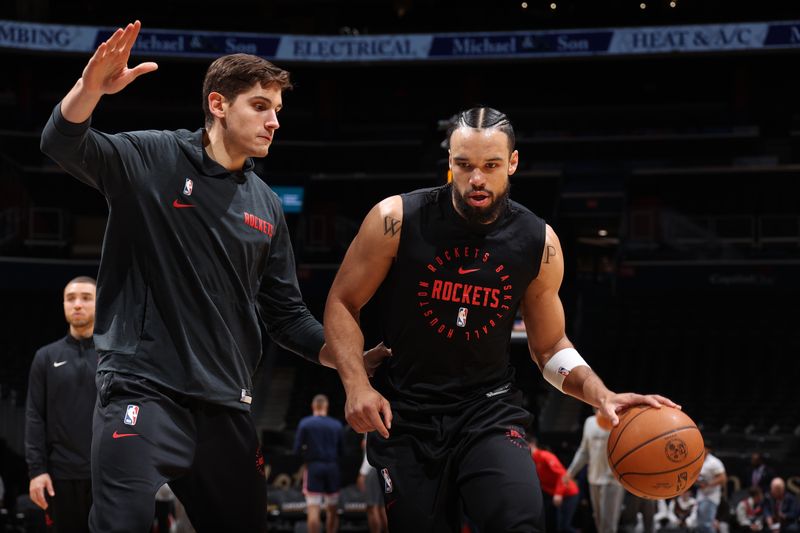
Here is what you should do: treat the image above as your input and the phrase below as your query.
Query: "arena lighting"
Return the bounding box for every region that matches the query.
[669,0,676,6]
[640,2,647,9]
[521,1,528,8]
[598,229,609,237]
[550,2,557,9]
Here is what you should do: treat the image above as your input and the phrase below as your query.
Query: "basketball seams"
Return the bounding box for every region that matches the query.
[606,407,651,493]
[618,448,705,478]
[617,449,705,499]
[610,425,700,469]
[606,406,651,458]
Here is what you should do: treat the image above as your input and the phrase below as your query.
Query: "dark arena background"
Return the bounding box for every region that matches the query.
[1,1,799,531]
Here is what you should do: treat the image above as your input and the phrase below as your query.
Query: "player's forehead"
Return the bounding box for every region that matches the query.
[64,282,95,297]
[449,127,510,158]
[236,82,283,107]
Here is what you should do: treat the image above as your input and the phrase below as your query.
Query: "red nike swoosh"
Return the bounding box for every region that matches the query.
[112,431,140,439]
[458,267,480,274]
[172,199,196,208]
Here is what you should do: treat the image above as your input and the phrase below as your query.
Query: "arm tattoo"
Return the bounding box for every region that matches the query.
[383,216,401,237]
[543,245,557,264]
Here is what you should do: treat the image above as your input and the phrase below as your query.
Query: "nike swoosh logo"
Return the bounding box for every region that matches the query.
[458,267,480,274]
[112,431,140,439]
[53,361,67,367]
[172,199,196,208]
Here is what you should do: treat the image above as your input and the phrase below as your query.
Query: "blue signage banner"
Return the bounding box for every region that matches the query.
[0,20,96,52]
[272,186,305,214]
[275,34,432,61]
[764,22,800,47]
[429,30,613,59]
[608,23,769,54]
[2,19,800,62]
[105,28,281,58]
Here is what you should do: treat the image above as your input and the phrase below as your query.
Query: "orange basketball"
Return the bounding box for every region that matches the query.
[606,405,704,500]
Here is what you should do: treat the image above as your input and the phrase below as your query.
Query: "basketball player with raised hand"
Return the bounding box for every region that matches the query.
[324,107,677,531]
[40,20,386,532]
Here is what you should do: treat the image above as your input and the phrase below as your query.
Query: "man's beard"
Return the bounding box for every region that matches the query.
[452,182,511,224]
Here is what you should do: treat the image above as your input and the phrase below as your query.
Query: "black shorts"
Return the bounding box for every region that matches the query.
[367,390,545,533]
[89,372,266,533]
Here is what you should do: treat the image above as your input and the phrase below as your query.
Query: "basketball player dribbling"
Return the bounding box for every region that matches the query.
[324,107,678,531]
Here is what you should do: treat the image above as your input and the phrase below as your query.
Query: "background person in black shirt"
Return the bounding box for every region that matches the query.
[747,452,777,496]
[25,276,98,532]
[40,20,385,533]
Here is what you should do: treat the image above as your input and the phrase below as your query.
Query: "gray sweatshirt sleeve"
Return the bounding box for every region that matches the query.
[256,212,324,364]
[40,103,129,198]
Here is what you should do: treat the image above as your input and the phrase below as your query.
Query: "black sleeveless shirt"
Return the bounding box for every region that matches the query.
[374,184,547,410]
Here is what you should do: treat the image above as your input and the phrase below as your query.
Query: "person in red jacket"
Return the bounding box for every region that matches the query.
[528,435,580,533]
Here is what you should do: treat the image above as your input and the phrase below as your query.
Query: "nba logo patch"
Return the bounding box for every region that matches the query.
[456,307,468,328]
[381,468,393,494]
[558,366,570,377]
[183,178,194,196]
[124,404,140,426]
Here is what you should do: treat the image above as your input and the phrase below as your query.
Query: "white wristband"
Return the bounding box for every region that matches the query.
[543,347,589,392]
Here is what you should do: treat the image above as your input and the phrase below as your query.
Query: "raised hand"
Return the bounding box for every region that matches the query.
[81,20,158,96]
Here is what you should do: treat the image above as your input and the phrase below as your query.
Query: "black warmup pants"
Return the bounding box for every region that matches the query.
[45,479,92,532]
[367,391,545,533]
[89,372,266,533]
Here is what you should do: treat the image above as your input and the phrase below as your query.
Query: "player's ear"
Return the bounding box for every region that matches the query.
[207,92,226,121]
[508,150,519,175]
